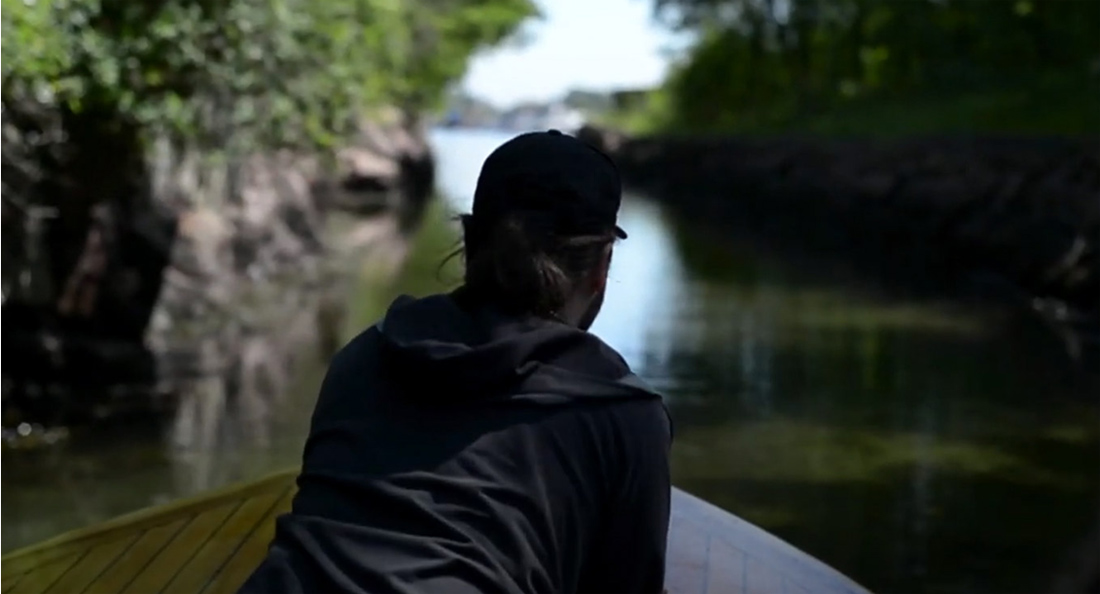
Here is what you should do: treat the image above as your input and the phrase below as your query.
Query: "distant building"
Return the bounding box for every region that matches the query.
[546,104,586,131]
[438,90,503,128]
[563,90,613,113]
[498,102,585,133]
[438,89,600,132]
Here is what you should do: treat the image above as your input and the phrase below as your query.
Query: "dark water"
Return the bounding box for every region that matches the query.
[4,129,1098,594]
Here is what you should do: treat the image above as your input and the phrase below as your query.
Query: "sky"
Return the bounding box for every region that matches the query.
[462,0,682,108]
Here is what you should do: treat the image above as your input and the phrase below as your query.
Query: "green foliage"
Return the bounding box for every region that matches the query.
[396,2,541,112]
[1,0,537,150]
[587,88,674,135]
[645,0,1100,136]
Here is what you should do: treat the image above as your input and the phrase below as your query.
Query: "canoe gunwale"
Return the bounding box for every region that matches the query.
[668,488,871,594]
[3,470,873,594]
[3,470,298,566]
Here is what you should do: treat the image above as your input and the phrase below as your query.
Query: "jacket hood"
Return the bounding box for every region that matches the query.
[376,291,659,405]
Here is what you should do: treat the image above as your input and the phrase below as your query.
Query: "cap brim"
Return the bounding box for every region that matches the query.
[614,225,628,240]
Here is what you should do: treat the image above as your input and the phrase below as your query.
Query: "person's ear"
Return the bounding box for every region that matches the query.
[589,244,612,293]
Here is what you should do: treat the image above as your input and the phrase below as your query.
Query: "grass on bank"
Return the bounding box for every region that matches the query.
[591,75,1099,138]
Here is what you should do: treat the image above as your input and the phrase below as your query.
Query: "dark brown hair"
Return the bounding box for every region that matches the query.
[445,211,615,317]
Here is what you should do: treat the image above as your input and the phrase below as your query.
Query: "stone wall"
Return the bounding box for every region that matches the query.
[580,126,1099,321]
[2,108,434,427]
[149,114,433,327]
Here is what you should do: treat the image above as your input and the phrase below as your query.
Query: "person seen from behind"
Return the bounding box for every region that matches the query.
[239,129,673,594]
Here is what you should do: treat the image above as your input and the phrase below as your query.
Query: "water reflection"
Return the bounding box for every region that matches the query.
[161,289,344,494]
[1,283,343,548]
[432,129,1099,593]
[2,130,1097,594]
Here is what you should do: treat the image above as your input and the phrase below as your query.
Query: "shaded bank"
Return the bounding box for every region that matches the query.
[1,108,434,429]
[580,126,1099,329]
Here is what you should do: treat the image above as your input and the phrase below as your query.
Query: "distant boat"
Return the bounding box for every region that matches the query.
[1,469,872,593]
[441,109,463,128]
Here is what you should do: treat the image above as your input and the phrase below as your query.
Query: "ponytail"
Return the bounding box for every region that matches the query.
[456,212,614,317]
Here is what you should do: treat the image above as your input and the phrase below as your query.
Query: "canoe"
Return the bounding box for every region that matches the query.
[1,469,871,594]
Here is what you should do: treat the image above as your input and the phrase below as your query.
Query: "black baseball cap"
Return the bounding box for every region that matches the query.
[472,129,628,240]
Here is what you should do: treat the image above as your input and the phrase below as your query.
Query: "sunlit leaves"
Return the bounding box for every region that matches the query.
[648,0,1100,133]
[2,0,536,151]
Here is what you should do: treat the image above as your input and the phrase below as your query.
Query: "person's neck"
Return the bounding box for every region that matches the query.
[450,286,582,328]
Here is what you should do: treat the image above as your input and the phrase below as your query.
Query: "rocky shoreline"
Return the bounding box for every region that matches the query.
[580,126,1099,327]
[2,111,434,428]
[149,115,433,327]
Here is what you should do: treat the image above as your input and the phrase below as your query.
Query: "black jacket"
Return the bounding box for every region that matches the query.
[239,291,672,594]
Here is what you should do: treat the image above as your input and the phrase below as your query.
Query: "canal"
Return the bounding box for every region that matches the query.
[4,129,1098,594]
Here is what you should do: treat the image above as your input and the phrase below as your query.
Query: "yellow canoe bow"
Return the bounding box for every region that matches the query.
[2,469,871,594]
